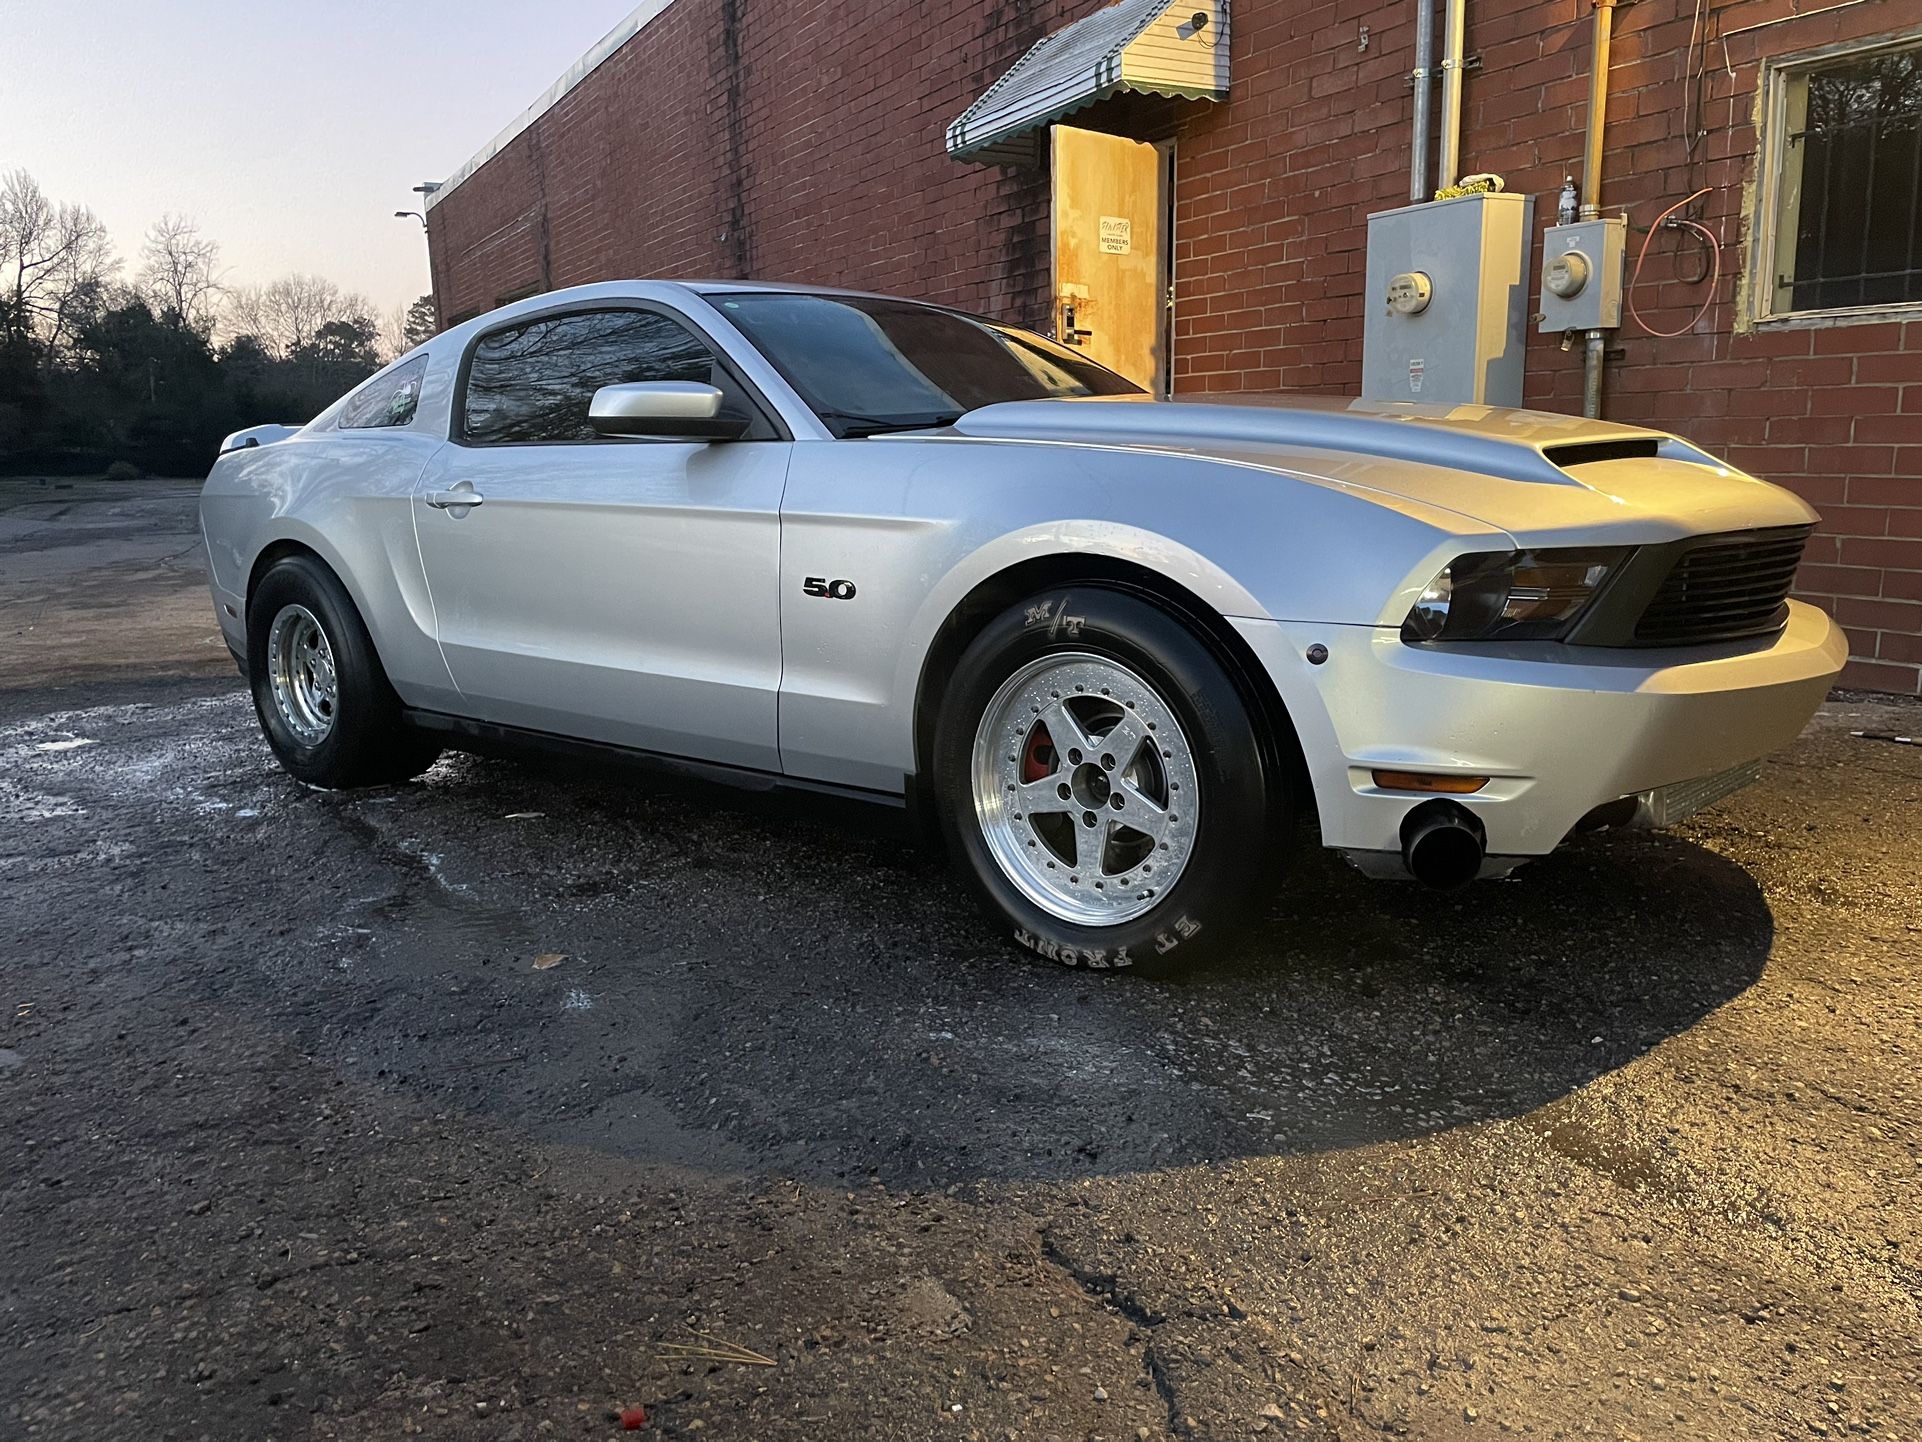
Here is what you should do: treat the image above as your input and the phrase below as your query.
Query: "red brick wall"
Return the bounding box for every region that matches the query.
[427,0,1922,696]
[428,0,1088,332]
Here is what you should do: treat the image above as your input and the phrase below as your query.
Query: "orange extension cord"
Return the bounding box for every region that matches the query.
[1628,187,1723,338]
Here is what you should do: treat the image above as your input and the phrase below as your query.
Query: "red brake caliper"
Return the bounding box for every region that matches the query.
[1021,724,1056,783]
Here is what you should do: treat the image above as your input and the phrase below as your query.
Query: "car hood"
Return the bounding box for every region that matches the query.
[947,395,1819,540]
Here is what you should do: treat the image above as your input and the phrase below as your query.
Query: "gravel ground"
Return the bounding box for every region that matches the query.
[2,476,1918,1441]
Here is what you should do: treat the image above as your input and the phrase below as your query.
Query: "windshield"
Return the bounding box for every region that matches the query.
[711,292,1143,436]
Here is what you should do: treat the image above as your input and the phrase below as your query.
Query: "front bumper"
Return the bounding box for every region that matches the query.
[1233,600,1846,872]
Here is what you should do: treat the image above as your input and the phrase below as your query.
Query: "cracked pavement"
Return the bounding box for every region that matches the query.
[2,476,1919,1440]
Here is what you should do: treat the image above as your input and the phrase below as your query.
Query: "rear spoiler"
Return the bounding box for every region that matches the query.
[218,423,302,455]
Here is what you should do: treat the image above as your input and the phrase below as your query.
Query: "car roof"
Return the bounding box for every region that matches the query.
[436,281,940,344]
[688,280,920,303]
[539,278,935,305]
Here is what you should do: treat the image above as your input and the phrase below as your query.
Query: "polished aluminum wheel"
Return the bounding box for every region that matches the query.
[266,603,338,745]
[971,651,1200,925]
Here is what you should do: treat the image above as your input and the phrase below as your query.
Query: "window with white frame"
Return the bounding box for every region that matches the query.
[1761,38,1922,320]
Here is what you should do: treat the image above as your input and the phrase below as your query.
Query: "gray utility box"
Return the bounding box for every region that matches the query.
[1362,191,1534,407]
[1538,216,1626,332]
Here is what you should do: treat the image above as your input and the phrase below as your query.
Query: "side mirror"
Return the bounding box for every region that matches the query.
[589,382,750,441]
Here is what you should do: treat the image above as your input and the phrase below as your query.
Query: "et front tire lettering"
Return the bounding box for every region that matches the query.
[1012,929,1135,970]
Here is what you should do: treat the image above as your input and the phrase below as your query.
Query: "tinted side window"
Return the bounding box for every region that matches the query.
[462,309,747,444]
[339,354,428,430]
[715,293,1139,436]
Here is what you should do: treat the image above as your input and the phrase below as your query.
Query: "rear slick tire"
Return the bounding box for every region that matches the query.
[932,586,1275,974]
[247,554,442,788]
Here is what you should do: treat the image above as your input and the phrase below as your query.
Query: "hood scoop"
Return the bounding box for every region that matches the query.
[950,397,1717,487]
[1541,438,1661,467]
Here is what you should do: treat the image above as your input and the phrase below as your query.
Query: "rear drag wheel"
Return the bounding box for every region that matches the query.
[248,554,442,788]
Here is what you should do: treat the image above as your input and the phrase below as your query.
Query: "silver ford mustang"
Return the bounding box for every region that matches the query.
[201,281,1846,971]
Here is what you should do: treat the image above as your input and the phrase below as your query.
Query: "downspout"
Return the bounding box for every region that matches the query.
[1579,0,1618,418]
[425,213,447,331]
[1410,0,1437,202]
[1436,0,1467,189]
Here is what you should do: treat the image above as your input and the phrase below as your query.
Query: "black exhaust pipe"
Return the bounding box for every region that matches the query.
[1401,800,1486,891]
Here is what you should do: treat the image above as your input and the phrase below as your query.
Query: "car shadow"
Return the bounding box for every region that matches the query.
[220,746,1773,1189]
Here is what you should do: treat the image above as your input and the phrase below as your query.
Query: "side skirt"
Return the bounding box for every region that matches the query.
[401,708,918,839]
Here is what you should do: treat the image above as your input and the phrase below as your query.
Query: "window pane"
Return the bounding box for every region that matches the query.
[463,309,722,444]
[715,293,1140,436]
[339,354,427,430]
[1783,46,1922,312]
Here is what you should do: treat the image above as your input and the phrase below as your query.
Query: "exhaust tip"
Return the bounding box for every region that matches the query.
[1401,800,1486,891]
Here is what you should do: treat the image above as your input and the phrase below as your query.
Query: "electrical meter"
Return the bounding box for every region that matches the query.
[1386,272,1433,315]
[1361,191,1533,406]
[1538,217,1625,331]
[1544,249,1591,299]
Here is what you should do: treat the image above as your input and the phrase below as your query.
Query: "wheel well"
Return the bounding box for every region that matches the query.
[245,539,329,613]
[911,556,1316,829]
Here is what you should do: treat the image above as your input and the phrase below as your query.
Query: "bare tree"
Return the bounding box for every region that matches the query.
[221,272,373,359]
[0,168,116,360]
[221,280,272,348]
[138,213,223,334]
[378,300,410,363]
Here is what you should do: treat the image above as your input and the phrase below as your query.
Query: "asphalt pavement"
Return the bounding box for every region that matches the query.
[2,475,1918,1441]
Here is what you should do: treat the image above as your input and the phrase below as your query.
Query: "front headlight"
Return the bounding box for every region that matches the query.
[1401,547,1630,642]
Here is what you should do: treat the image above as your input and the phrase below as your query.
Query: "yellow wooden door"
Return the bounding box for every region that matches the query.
[1050,126,1165,392]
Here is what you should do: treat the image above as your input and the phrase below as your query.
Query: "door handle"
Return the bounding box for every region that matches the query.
[426,488,484,510]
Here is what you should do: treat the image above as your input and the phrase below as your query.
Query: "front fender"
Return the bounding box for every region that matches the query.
[886,519,1265,729]
[774,437,1507,792]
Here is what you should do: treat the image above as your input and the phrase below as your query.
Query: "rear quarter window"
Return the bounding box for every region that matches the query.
[338,354,429,430]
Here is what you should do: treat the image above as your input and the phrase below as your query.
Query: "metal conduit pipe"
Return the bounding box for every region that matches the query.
[1580,0,1619,418]
[1410,0,1437,202]
[1436,0,1467,189]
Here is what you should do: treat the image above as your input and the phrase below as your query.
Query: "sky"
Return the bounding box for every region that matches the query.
[3,0,641,319]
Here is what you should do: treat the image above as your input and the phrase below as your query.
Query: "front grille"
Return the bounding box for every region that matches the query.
[1633,526,1811,645]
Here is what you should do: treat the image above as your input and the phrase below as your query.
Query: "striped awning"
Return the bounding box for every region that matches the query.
[946,0,1231,165]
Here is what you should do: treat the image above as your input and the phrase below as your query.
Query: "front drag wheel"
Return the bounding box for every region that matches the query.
[933,587,1276,973]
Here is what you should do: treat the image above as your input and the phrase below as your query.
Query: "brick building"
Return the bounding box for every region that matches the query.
[425,0,1922,695]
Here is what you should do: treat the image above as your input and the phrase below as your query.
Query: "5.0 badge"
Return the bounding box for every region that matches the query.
[802,576,857,600]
